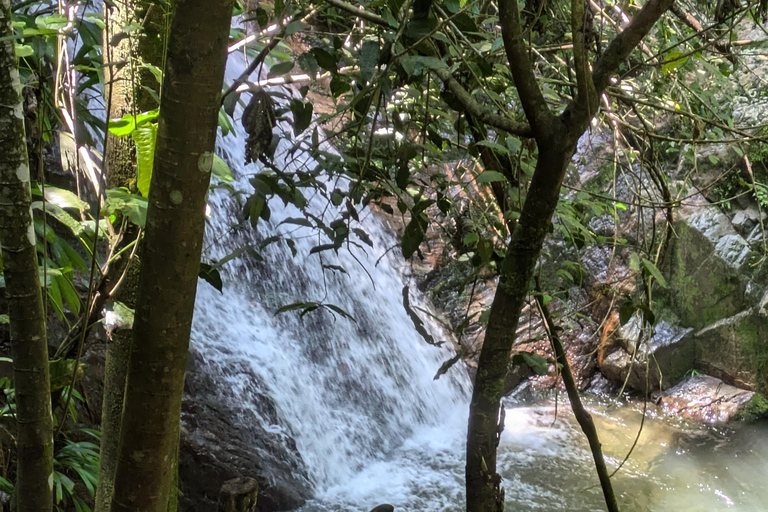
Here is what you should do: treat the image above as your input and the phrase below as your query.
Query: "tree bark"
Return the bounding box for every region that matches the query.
[465,139,576,512]
[0,2,54,511]
[95,3,164,511]
[465,0,673,510]
[109,0,232,510]
[216,478,258,512]
[535,277,619,512]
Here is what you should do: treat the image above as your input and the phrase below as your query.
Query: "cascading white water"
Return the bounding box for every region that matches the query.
[187,52,471,507]
[185,52,768,512]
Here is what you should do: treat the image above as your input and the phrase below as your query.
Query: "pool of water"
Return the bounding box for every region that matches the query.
[299,396,768,511]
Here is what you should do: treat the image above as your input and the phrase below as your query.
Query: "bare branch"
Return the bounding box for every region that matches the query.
[498,0,553,137]
[432,67,533,138]
[322,0,394,28]
[592,0,675,94]
[572,0,596,116]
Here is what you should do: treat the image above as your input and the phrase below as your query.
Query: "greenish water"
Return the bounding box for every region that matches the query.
[301,397,768,511]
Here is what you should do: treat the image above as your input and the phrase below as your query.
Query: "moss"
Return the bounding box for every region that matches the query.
[738,317,768,393]
[734,393,768,422]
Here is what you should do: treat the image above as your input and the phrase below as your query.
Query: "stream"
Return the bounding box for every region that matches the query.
[301,397,768,512]
[187,50,768,512]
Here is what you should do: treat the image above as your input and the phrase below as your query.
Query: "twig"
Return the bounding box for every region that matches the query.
[534,276,620,512]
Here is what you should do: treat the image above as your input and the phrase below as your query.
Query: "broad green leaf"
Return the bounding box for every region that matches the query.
[512,352,549,375]
[15,44,33,58]
[268,60,295,78]
[642,258,668,288]
[109,110,159,137]
[212,154,234,183]
[475,140,510,154]
[463,232,479,245]
[476,171,507,183]
[132,123,158,197]
[104,188,148,227]
[199,263,223,293]
[619,301,635,326]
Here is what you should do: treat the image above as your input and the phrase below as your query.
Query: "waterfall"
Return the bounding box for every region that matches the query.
[185,52,470,509]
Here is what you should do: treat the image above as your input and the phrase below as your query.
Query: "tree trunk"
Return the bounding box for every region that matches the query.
[465,0,672,507]
[95,2,164,511]
[465,138,576,512]
[216,478,258,512]
[0,2,54,511]
[109,0,232,510]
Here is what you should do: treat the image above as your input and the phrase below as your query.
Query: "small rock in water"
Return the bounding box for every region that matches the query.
[368,505,395,512]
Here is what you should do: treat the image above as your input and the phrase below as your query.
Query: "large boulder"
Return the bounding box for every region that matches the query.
[180,350,312,512]
[660,375,755,424]
[662,195,768,392]
[598,315,694,393]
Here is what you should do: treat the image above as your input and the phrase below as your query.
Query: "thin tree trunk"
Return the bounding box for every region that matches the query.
[465,0,672,508]
[95,2,164,511]
[534,277,619,512]
[0,2,54,511]
[465,141,576,512]
[109,0,232,510]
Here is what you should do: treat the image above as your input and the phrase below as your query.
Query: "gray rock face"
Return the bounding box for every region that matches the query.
[660,375,754,424]
[598,316,694,393]
[180,350,311,512]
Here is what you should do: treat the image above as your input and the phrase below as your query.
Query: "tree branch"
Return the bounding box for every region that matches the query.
[534,276,620,512]
[432,67,533,138]
[498,0,553,138]
[572,0,596,117]
[591,0,675,94]
[322,0,394,28]
[222,13,304,103]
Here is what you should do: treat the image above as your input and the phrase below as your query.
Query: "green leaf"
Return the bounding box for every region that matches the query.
[280,217,313,228]
[353,227,373,247]
[31,202,84,237]
[104,188,148,227]
[360,40,380,81]
[662,51,689,74]
[132,123,158,197]
[290,99,313,135]
[323,303,357,322]
[284,20,307,35]
[463,232,479,245]
[512,352,549,375]
[35,14,67,31]
[108,110,158,137]
[402,215,425,258]
[212,154,234,183]
[642,258,668,288]
[199,263,223,293]
[37,185,90,211]
[474,140,510,154]
[399,55,446,77]
[275,301,319,315]
[309,243,338,255]
[619,301,635,326]
[268,60,295,78]
[309,47,337,73]
[476,171,507,183]
[15,44,34,58]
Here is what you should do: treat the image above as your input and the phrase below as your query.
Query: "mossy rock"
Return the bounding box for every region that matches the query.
[734,393,768,422]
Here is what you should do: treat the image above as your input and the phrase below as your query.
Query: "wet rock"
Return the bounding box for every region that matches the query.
[368,505,395,512]
[218,478,258,512]
[180,350,311,512]
[660,375,754,424]
[598,315,694,393]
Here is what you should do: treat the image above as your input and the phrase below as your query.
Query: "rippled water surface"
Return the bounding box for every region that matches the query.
[301,399,768,512]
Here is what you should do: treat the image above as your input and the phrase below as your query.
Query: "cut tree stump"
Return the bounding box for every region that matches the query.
[217,477,258,512]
